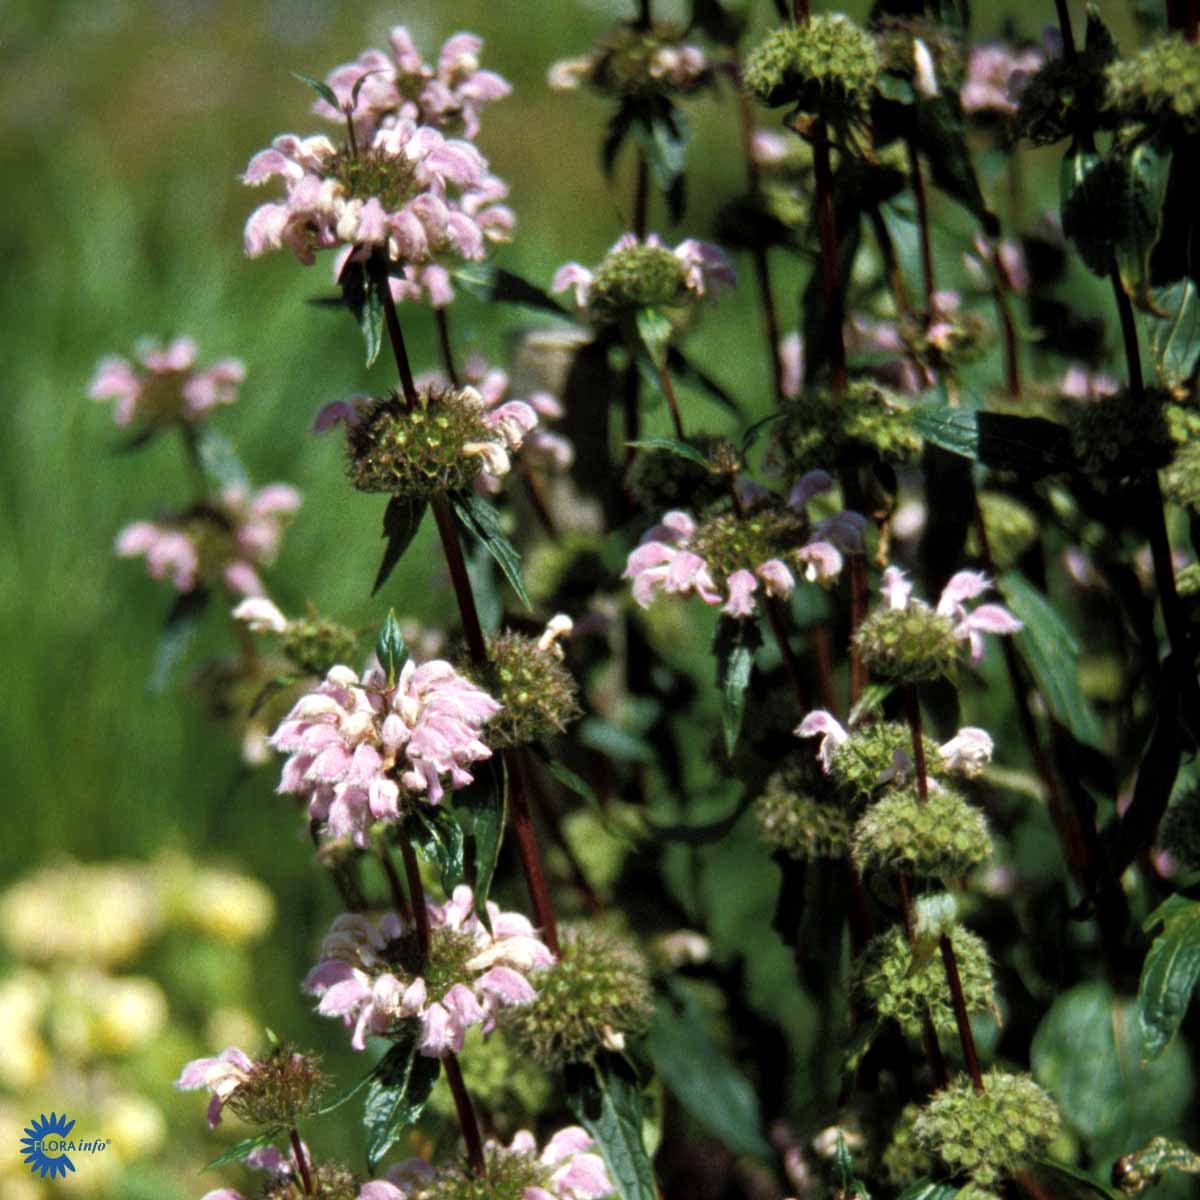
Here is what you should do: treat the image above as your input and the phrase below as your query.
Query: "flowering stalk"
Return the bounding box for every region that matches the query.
[809,120,848,393]
[444,1053,486,1176]
[288,1127,314,1196]
[907,139,937,319]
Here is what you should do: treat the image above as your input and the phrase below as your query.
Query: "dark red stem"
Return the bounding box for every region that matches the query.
[445,1053,487,1176]
[811,122,848,393]
[940,933,986,1091]
[659,360,685,440]
[907,139,937,317]
[371,253,418,405]
[435,307,460,387]
[430,494,489,664]
[289,1127,314,1196]
[399,837,430,958]
[380,845,413,922]
[506,749,560,954]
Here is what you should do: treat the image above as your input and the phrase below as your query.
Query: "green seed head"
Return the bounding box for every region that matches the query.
[627,435,736,515]
[1164,441,1200,511]
[225,1045,330,1127]
[413,1146,556,1200]
[1068,386,1173,484]
[882,1102,937,1188]
[278,615,360,676]
[913,1071,1061,1187]
[756,761,853,860]
[588,22,712,99]
[587,242,688,314]
[689,506,808,589]
[770,380,921,477]
[1105,36,1200,136]
[743,16,880,129]
[1017,36,1116,146]
[852,786,993,879]
[346,384,493,498]
[501,923,655,1068]
[854,603,963,684]
[828,721,930,801]
[856,923,995,1039]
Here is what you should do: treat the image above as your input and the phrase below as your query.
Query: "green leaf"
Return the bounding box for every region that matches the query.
[895,1181,959,1200]
[848,682,894,726]
[713,616,761,756]
[1114,140,1172,309]
[626,436,709,469]
[372,496,427,597]
[578,717,655,764]
[1028,1159,1122,1199]
[565,1054,657,1200]
[909,404,1074,478]
[408,808,466,893]
[291,70,339,110]
[543,758,600,807]
[316,1061,380,1114]
[634,307,672,372]
[455,756,507,932]
[840,1017,883,1085]
[374,609,408,685]
[632,102,691,221]
[363,1032,441,1170]
[361,274,384,367]
[1138,895,1200,1061]
[449,491,532,610]
[1150,281,1200,390]
[202,1130,282,1171]
[603,99,638,178]
[832,1130,871,1198]
[194,426,250,493]
[1108,1138,1200,1191]
[998,572,1105,748]
[249,673,305,717]
[646,982,774,1161]
[916,91,999,236]
[668,346,739,412]
[451,263,566,315]
[151,588,209,693]
[350,69,384,110]
[877,73,916,104]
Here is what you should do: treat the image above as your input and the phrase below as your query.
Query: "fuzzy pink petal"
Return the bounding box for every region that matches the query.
[722,568,758,617]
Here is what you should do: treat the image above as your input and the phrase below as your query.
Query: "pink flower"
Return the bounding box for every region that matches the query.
[304,886,553,1055]
[795,710,848,772]
[548,28,709,97]
[175,1047,254,1129]
[961,42,1044,116]
[779,333,804,399]
[937,727,994,777]
[967,234,1029,293]
[89,338,244,428]
[552,233,734,313]
[1058,365,1119,401]
[313,27,511,143]
[270,659,500,845]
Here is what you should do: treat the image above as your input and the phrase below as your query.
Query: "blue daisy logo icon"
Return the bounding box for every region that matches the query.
[21,1112,77,1179]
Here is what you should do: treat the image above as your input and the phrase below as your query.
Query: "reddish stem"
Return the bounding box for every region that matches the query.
[435,307,460,387]
[430,494,489,664]
[763,595,812,712]
[848,554,869,707]
[810,122,848,393]
[793,0,811,22]
[445,1053,487,1176]
[370,253,418,405]
[289,1127,314,1196]
[399,837,430,958]
[659,360,685,440]
[904,685,930,804]
[505,748,560,954]
[907,139,937,317]
[941,932,986,1091]
[897,874,949,1088]
[380,845,413,922]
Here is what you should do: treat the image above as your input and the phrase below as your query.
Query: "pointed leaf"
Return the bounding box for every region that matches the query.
[1138,895,1200,1061]
[1027,1159,1121,1199]
[646,981,773,1161]
[565,1054,657,1200]
[375,609,408,685]
[407,808,466,893]
[361,275,384,367]
[364,1032,441,1170]
[291,70,339,110]
[626,437,709,469]
[713,616,761,756]
[667,346,739,412]
[448,491,532,610]
[646,794,755,845]
[895,1182,959,1200]
[350,69,385,110]
[456,756,507,932]
[578,717,656,764]
[203,1130,282,1172]
[1115,140,1172,310]
[372,496,427,596]
[632,102,691,220]
[603,99,639,178]
[151,587,209,692]
[917,92,999,235]
[316,1061,380,1115]
[635,307,672,372]
[998,572,1105,748]
[451,264,566,314]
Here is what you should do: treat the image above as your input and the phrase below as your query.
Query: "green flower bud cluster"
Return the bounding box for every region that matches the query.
[912,1071,1061,1187]
[588,242,689,315]
[346,385,491,498]
[1176,563,1200,600]
[756,761,853,860]
[1105,36,1200,137]
[1068,386,1173,483]
[1160,789,1200,871]
[225,1045,329,1127]
[627,436,736,515]
[828,721,930,801]
[770,380,921,477]
[501,923,655,1067]
[851,786,993,878]
[853,603,962,684]
[415,1147,555,1200]
[278,614,360,676]
[589,22,712,99]
[881,1102,936,1188]
[266,1163,358,1200]
[689,505,807,588]
[743,16,881,130]
[856,923,995,1039]
[465,630,581,749]
[968,493,1038,570]
[428,1030,551,1132]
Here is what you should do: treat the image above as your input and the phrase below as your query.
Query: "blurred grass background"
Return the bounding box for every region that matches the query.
[0,0,1146,1192]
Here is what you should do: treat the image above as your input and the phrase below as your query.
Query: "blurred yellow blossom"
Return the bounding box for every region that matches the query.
[183,868,276,943]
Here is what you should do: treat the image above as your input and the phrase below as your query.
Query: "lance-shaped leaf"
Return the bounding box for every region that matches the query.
[375,609,408,685]
[896,1182,959,1200]
[372,496,427,596]
[1116,140,1171,309]
[910,404,1074,479]
[364,1030,441,1169]
[455,755,507,932]
[713,616,761,756]
[203,1130,282,1172]
[632,101,690,222]
[998,572,1105,748]
[1138,895,1200,1062]
[449,490,532,610]
[407,808,466,893]
[646,981,774,1161]
[916,91,999,236]
[292,70,339,110]
[635,308,673,373]
[565,1053,657,1200]
[151,587,209,692]
[451,263,567,315]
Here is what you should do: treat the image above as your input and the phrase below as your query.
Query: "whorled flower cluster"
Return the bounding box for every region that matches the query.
[960,42,1044,116]
[269,659,500,845]
[548,21,710,98]
[89,337,244,429]
[624,484,864,619]
[312,27,511,142]
[304,886,553,1056]
[176,1044,328,1129]
[553,233,734,318]
[115,483,301,597]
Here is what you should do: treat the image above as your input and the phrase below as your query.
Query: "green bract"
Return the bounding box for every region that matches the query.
[913,1071,1061,1186]
[689,506,806,587]
[851,786,992,878]
[755,762,853,860]
[743,16,880,130]
[346,385,491,499]
[223,1045,329,1127]
[857,923,995,1039]
[828,721,928,801]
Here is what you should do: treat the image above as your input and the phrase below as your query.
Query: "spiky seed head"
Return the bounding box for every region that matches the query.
[1105,36,1200,136]
[882,1102,937,1188]
[851,786,993,878]
[278,616,360,676]
[224,1045,330,1127]
[756,762,853,860]
[854,604,962,684]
